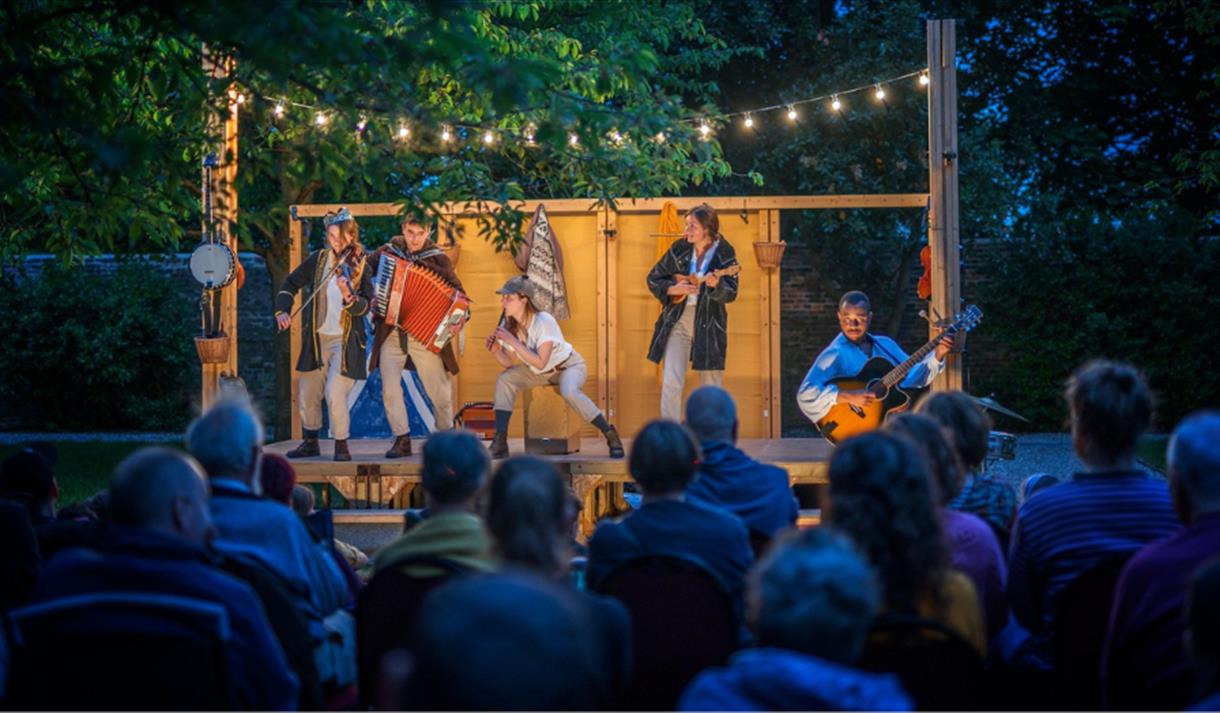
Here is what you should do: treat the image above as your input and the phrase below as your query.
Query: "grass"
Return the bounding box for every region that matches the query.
[0,440,179,505]
[1136,434,1169,473]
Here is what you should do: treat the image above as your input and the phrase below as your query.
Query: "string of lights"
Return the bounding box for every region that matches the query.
[226,68,930,147]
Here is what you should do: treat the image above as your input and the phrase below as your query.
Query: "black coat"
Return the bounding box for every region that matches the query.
[646,238,739,370]
[274,248,374,379]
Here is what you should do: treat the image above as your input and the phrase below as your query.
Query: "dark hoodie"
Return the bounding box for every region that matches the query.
[686,441,798,539]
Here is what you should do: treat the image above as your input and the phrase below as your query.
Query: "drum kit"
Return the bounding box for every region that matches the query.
[188,154,237,339]
[966,393,1028,471]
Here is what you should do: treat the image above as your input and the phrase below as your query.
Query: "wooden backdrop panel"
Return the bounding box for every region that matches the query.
[449,212,603,438]
[612,210,769,438]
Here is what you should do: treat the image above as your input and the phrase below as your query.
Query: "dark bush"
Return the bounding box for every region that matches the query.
[0,261,196,430]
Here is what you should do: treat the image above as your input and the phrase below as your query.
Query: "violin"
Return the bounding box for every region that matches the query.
[917,244,932,301]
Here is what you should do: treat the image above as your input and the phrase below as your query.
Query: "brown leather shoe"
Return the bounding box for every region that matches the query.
[333,439,352,462]
[286,437,319,459]
[385,434,412,459]
[605,427,624,459]
[489,431,509,460]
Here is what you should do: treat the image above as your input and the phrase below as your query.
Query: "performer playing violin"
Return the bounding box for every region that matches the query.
[274,207,374,462]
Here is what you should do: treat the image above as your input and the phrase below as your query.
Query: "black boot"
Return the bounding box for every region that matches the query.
[385,434,412,459]
[490,431,509,460]
[333,438,351,462]
[286,430,320,459]
[605,426,625,459]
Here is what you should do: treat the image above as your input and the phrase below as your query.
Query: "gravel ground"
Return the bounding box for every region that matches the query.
[986,433,1165,506]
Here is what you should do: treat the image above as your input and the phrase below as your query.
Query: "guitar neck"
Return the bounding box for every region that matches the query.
[880,333,944,388]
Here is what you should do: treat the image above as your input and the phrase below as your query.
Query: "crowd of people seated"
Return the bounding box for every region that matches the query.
[1,359,1219,711]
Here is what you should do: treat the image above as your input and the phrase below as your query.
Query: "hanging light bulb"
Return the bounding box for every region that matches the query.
[397,124,410,139]
[610,130,623,144]
[483,130,495,145]
[235,93,246,105]
[356,117,367,132]
[655,131,666,144]
[568,133,579,146]
[743,113,754,128]
[524,125,536,145]
[699,121,711,138]
[315,112,327,127]
[787,105,798,121]
[441,125,453,142]
[274,102,285,117]
[919,72,930,86]
[831,95,842,112]
[874,84,886,101]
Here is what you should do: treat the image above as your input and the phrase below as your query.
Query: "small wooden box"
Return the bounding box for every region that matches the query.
[455,402,496,440]
[523,387,581,455]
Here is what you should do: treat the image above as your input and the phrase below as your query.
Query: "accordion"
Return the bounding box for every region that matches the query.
[373,253,471,353]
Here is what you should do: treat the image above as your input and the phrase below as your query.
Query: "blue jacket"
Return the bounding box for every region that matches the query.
[33,528,299,710]
[679,647,913,711]
[686,441,798,539]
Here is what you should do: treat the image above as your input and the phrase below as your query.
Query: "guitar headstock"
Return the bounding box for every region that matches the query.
[952,305,983,333]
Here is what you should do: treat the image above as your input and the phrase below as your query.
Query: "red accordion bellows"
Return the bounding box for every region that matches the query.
[373,254,471,353]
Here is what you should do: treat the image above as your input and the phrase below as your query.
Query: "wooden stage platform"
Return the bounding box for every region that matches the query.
[266,437,832,535]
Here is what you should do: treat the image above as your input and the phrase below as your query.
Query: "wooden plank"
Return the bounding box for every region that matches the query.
[291,194,931,218]
[769,210,782,438]
[758,210,773,437]
[605,207,619,423]
[288,216,303,439]
[596,207,609,414]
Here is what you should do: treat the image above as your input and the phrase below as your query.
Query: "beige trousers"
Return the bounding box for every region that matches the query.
[300,334,356,440]
[661,301,723,422]
[379,332,453,435]
[494,352,601,423]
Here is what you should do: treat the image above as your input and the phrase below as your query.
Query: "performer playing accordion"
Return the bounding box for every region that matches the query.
[368,213,468,457]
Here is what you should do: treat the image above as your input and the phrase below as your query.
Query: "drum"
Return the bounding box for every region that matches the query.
[189,243,237,289]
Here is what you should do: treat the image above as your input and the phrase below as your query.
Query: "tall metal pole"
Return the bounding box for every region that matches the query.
[926,19,962,391]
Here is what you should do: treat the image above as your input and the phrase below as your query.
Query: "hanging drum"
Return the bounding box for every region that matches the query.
[189,242,237,289]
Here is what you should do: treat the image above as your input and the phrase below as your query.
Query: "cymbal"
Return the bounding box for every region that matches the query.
[968,394,1030,423]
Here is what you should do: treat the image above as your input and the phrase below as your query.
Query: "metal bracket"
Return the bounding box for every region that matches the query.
[943,150,958,164]
[290,205,299,221]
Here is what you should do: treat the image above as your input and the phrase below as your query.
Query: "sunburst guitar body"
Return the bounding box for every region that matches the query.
[815,357,925,445]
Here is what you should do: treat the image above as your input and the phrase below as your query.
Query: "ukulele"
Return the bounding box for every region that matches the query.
[671,264,742,304]
[815,305,983,445]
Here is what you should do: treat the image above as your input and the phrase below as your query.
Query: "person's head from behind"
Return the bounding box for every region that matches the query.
[629,420,702,497]
[290,484,315,519]
[259,453,297,505]
[1187,558,1220,692]
[488,456,574,578]
[886,412,963,505]
[186,398,264,488]
[405,572,600,710]
[685,385,738,444]
[826,431,945,614]
[1066,359,1153,469]
[0,448,57,518]
[422,430,489,510]
[749,527,880,664]
[109,447,213,546]
[916,390,992,474]
[1169,410,1220,523]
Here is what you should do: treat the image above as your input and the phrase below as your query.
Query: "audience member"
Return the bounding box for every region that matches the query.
[826,431,986,655]
[1022,473,1060,500]
[1103,410,1220,709]
[1186,558,1220,711]
[487,455,633,706]
[372,430,494,577]
[28,447,298,709]
[683,386,798,542]
[259,452,298,505]
[679,527,912,710]
[1007,360,1179,670]
[402,572,605,710]
[0,447,97,559]
[264,454,368,572]
[291,483,314,519]
[587,420,753,618]
[0,499,39,612]
[887,412,1008,642]
[917,390,1017,544]
[186,399,348,619]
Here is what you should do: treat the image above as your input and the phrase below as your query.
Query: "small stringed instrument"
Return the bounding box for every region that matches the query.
[815,305,983,445]
[671,264,741,303]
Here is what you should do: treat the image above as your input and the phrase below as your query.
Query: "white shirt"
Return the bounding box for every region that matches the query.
[317,254,345,336]
[686,239,721,306]
[507,311,572,374]
[796,332,945,423]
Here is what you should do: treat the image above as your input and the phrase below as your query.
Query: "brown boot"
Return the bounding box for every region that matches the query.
[333,439,351,462]
[489,432,509,460]
[286,432,320,459]
[605,427,624,459]
[385,434,412,459]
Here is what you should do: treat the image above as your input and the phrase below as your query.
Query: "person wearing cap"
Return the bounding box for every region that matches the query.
[368,212,466,458]
[274,207,374,462]
[646,203,740,422]
[486,275,624,459]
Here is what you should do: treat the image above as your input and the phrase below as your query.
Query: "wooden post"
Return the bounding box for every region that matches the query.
[288,212,304,439]
[600,205,618,423]
[926,19,962,391]
[201,49,240,410]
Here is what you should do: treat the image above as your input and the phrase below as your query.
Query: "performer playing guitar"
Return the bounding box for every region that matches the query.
[796,291,974,444]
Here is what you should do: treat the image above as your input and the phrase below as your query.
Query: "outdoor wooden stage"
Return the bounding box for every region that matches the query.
[266,437,832,535]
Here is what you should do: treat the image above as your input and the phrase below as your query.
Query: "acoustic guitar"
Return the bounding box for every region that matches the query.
[815,305,983,445]
[671,264,741,303]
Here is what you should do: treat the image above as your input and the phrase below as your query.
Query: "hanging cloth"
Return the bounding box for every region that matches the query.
[514,204,571,320]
